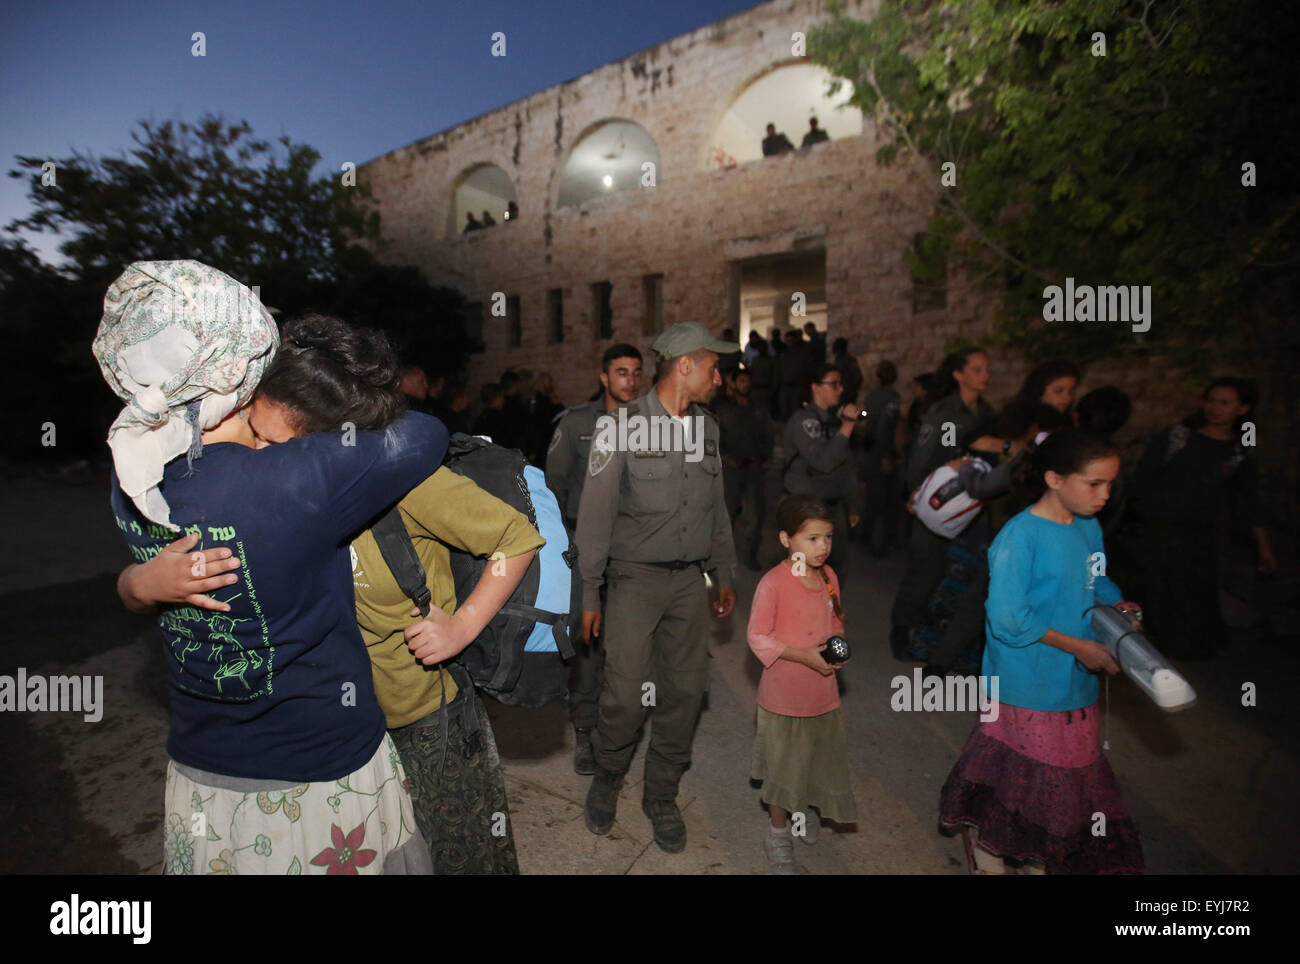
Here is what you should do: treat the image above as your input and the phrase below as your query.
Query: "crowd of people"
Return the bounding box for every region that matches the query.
[98,261,1277,875]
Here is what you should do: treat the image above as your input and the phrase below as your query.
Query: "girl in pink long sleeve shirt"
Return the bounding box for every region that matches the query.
[749,496,858,872]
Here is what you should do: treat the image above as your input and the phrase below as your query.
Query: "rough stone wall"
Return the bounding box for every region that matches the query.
[356,0,1286,505]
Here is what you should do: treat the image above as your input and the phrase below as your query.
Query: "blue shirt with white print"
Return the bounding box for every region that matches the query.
[983,508,1123,712]
[110,411,447,782]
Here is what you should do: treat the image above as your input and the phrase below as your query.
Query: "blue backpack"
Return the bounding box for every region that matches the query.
[371,433,580,707]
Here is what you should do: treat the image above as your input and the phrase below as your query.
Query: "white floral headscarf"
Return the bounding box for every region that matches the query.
[92,261,278,529]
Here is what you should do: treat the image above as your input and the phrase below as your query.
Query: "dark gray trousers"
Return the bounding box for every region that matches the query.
[594,561,710,800]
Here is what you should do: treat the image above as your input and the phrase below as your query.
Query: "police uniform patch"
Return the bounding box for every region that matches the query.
[588,443,613,477]
[547,428,562,454]
[802,417,822,439]
[704,438,717,457]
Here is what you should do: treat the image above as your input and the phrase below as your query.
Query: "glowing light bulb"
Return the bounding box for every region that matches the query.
[602,174,613,188]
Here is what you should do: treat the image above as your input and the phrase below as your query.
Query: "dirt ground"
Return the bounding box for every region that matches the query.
[2,466,1297,874]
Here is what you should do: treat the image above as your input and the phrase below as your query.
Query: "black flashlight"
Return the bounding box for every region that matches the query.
[824,635,850,663]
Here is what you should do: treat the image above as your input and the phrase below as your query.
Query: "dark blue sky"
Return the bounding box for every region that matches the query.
[1,0,761,261]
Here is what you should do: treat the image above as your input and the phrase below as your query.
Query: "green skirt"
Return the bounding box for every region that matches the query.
[751,705,857,824]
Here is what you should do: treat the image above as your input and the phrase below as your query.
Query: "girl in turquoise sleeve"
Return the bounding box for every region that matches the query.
[939,430,1145,874]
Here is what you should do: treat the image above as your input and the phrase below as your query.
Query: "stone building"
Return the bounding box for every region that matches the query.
[356,0,1280,493]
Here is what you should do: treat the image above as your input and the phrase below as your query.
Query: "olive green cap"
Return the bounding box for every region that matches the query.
[651,321,740,358]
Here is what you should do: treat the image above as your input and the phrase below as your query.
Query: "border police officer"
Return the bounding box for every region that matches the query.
[889,347,994,657]
[545,344,643,774]
[783,362,865,575]
[576,322,739,853]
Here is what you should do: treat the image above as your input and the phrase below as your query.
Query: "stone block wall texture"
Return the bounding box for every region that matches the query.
[357,0,1295,517]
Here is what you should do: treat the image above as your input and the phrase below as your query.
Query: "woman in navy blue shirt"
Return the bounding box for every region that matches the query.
[97,262,446,874]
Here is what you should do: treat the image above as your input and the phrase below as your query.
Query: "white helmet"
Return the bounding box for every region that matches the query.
[912,459,990,538]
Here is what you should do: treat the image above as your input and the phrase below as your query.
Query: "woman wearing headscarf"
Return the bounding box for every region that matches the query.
[95,261,447,874]
[118,312,544,875]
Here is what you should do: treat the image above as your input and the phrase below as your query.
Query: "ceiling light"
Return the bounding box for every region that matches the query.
[602,174,613,188]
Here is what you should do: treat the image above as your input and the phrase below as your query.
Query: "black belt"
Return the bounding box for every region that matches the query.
[644,560,704,571]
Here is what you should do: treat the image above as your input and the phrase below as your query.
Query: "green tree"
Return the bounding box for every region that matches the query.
[4,115,470,461]
[8,116,372,291]
[810,0,1299,369]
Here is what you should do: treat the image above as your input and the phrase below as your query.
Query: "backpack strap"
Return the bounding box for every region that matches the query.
[488,612,526,692]
[500,601,578,660]
[370,506,432,618]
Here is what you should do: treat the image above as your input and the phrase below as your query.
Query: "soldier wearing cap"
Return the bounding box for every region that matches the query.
[576,321,739,853]
[544,343,644,775]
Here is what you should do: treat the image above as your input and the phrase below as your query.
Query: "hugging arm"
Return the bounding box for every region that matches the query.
[117,532,243,613]
[116,413,448,612]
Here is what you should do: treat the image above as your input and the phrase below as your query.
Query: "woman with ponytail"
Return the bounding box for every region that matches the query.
[889,348,995,658]
[939,430,1146,874]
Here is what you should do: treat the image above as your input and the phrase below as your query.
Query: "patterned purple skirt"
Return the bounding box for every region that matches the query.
[939,702,1144,874]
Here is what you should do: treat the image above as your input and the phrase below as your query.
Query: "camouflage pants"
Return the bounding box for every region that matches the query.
[389,686,519,875]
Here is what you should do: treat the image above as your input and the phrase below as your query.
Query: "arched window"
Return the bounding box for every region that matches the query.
[708,63,863,168]
[448,163,519,238]
[556,119,660,208]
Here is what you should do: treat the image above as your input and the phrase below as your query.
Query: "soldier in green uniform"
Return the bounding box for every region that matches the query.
[783,363,866,575]
[544,344,643,774]
[889,347,995,658]
[576,322,739,853]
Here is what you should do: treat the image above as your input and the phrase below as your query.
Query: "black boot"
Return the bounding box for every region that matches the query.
[584,767,624,835]
[642,796,687,853]
[573,728,596,776]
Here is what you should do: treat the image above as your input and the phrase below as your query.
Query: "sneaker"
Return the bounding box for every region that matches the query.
[641,797,687,853]
[573,728,595,776]
[764,825,798,874]
[792,808,820,845]
[584,767,624,835]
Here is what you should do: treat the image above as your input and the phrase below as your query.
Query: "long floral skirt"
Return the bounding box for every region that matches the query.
[162,733,430,875]
[939,702,1144,874]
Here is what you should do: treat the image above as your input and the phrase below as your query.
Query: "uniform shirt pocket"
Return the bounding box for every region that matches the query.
[626,455,677,514]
